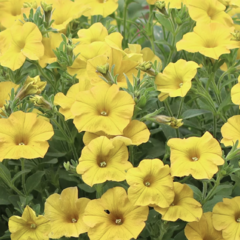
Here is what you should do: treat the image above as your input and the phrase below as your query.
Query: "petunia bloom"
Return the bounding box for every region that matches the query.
[155,59,199,101]
[77,136,132,186]
[83,187,149,240]
[71,84,135,135]
[185,212,224,240]
[83,120,150,146]
[44,187,90,239]
[212,197,240,240]
[0,111,54,161]
[154,182,202,222]
[9,205,51,240]
[168,131,224,179]
[176,23,239,59]
[221,115,240,147]
[231,76,240,108]
[126,159,174,207]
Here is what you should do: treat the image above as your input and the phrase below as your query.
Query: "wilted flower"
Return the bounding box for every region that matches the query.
[30,95,52,109]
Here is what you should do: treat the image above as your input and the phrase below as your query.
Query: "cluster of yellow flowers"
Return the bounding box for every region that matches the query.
[1,0,240,239]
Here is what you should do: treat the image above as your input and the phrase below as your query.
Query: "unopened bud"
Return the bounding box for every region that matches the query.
[231,30,240,41]
[30,95,52,109]
[154,115,183,129]
[41,1,52,12]
[136,61,157,76]
[155,1,165,10]
[96,63,109,75]
[23,1,37,8]
[63,161,70,171]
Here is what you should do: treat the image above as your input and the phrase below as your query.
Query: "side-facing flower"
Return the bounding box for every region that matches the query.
[126,159,174,207]
[155,59,199,101]
[83,187,149,240]
[154,182,202,222]
[77,136,132,186]
[176,23,239,59]
[212,197,240,240]
[168,131,224,179]
[185,212,224,240]
[221,115,240,147]
[44,187,90,239]
[9,205,50,240]
[0,111,54,161]
[71,84,135,135]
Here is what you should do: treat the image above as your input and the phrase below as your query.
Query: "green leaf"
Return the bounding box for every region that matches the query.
[187,184,202,202]
[46,62,61,69]
[26,171,45,194]
[155,12,173,32]
[11,169,31,184]
[0,162,11,181]
[78,183,96,193]
[182,109,211,119]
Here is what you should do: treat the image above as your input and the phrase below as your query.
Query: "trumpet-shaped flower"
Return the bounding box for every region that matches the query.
[0,111,54,161]
[71,84,135,135]
[155,59,199,101]
[212,197,240,240]
[76,136,132,186]
[176,23,239,59]
[9,205,50,240]
[168,132,224,179]
[0,22,44,70]
[185,212,224,240]
[83,120,150,146]
[221,115,240,147]
[187,0,233,27]
[83,187,149,240]
[44,187,90,239]
[126,159,174,207]
[154,182,202,222]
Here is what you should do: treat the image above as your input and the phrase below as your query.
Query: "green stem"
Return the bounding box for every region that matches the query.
[213,113,217,138]
[21,159,27,194]
[122,0,129,48]
[148,5,155,53]
[202,181,208,202]
[129,146,134,166]
[164,99,173,117]
[177,97,184,119]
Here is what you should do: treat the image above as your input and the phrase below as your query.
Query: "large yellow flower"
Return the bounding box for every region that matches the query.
[77,136,132,186]
[83,187,149,240]
[9,205,50,240]
[185,212,224,240]
[221,115,240,147]
[187,0,233,27]
[168,132,224,179]
[231,76,240,108]
[176,23,239,59]
[83,120,150,146]
[0,22,44,71]
[126,159,174,207]
[154,182,202,222]
[212,197,240,240]
[44,187,90,239]
[71,84,135,135]
[155,59,199,101]
[0,111,54,161]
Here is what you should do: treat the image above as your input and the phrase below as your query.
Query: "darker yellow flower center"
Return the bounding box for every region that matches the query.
[145,181,151,187]
[100,111,108,116]
[207,7,217,19]
[100,161,107,167]
[30,223,37,229]
[15,136,29,146]
[237,218,240,223]
[98,0,107,2]
[72,218,77,223]
[192,157,198,161]
[115,219,122,225]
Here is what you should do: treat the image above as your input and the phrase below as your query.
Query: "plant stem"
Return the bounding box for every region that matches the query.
[148,5,155,53]
[164,99,173,117]
[129,146,134,166]
[177,97,184,119]
[213,113,217,138]
[202,181,208,201]
[122,0,129,48]
[21,159,27,194]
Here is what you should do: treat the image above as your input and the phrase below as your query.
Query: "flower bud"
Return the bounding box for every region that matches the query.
[155,1,165,10]
[231,30,240,41]
[30,95,52,109]
[96,63,109,75]
[41,1,52,12]
[154,115,183,129]
[136,61,157,76]
[23,1,38,9]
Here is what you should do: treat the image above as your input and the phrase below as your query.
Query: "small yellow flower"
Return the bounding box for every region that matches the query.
[168,132,224,179]
[83,187,149,240]
[221,115,240,147]
[176,23,239,59]
[44,187,90,239]
[185,212,224,240]
[83,120,150,146]
[9,205,51,240]
[71,84,135,135]
[77,136,132,186]
[0,111,54,161]
[212,197,240,240]
[154,182,202,222]
[126,159,174,207]
[155,59,199,101]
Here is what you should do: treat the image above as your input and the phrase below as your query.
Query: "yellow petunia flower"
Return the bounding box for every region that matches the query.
[9,205,51,240]
[154,182,202,222]
[221,115,240,147]
[83,187,149,240]
[0,111,54,161]
[185,212,224,240]
[155,59,199,101]
[126,159,174,207]
[0,22,44,71]
[83,120,150,146]
[212,197,240,240]
[71,84,135,135]
[77,22,108,44]
[77,136,132,186]
[176,23,239,59]
[44,187,90,239]
[231,76,240,108]
[187,0,233,27]
[54,78,92,120]
[168,131,224,179]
